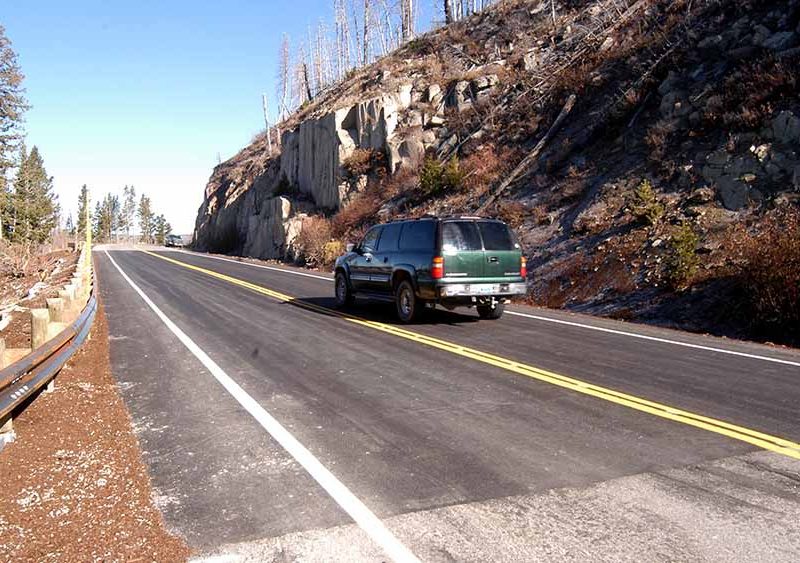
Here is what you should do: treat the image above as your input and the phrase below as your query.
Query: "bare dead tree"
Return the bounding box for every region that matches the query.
[400,0,414,42]
[362,0,370,65]
[277,34,291,119]
[262,94,273,155]
[444,0,455,24]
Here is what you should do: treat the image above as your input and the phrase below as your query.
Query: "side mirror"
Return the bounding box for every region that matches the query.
[346,243,355,253]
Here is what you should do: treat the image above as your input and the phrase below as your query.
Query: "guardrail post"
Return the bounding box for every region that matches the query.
[31,309,50,349]
[0,414,12,446]
[58,287,76,320]
[47,298,65,323]
[0,338,5,368]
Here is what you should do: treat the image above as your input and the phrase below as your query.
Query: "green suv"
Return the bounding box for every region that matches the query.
[333,216,527,322]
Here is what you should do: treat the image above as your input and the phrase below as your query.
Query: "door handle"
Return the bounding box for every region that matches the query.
[488,256,499,263]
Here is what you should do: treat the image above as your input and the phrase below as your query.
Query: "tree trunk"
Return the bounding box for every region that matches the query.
[444,0,454,24]
[362,0,370,65]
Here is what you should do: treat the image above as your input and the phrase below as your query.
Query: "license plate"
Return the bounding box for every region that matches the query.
[478,285,494,294]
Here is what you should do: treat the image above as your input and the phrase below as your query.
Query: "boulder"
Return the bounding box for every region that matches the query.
[659,91,692,119]
[702,149,730,181]
[522,50,538,71]
[716,176,749,210]
[772,111,800,145]
[762,31,798,51]
[698,34,725,52]
[686,186,715,205]
[793,165,800,190]
[752,25,772,46]
[426,84,441,102]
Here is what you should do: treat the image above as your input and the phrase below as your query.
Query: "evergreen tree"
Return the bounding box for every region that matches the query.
[138,194,155,243]
[65,213,74,235]
[154,214,171,245]
[93,193,120,242]
[0,26,29,179]
[121,185,136,239]
[76,184,90,238]
[11,145,58,243]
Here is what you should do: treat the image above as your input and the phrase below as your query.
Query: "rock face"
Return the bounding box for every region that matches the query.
[194,74,499,259]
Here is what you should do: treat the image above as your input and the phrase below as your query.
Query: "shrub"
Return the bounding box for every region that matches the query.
[497,201,528,228]
[631,179,664,226]
[665,222,700,290]
[331,191,381,239]
[0,240,35,279]
[419,157,464,197]
[342,149,386,178]
[295,216,334,268]
[732,207,800,336]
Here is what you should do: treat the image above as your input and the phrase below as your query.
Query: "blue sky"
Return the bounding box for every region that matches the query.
[3,1,439,234]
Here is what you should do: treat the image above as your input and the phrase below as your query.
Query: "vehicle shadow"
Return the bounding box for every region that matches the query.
[292,296,480,326]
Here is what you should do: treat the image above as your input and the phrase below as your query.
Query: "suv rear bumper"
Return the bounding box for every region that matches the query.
[437,282,527,298]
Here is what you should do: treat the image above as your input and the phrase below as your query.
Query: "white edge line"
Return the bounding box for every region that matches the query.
[103,250,419,563]
[505,311,800,368]
[162,249,799,368]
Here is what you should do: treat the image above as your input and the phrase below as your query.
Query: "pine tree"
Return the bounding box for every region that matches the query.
[121,185,136,239]
[76,184,89,237]
[11,145,58,243]
[154,214,171,245]
[65,213,74,235]
[138,194,155,244]
[93,193,120,242]
[0,26,29,179]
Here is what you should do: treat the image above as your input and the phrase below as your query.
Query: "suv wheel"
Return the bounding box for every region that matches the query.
[477,302,505,320]
[395,280,419,323]
[334,271,354,308]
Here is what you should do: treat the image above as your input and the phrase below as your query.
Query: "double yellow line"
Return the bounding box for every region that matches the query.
[143,250,800,461]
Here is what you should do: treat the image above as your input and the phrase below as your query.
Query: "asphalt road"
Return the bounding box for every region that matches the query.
[95,248,800,562]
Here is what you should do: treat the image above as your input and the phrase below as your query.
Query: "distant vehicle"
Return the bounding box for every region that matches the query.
[334,216,527,322]
[164,234,185,247]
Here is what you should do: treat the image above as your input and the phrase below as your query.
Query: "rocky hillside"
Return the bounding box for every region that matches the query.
[193,0,800,344]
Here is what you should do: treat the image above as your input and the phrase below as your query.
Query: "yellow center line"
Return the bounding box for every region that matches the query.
[141,250,800,461]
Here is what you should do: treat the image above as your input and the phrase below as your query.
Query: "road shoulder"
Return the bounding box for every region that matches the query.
[0,294,189,561]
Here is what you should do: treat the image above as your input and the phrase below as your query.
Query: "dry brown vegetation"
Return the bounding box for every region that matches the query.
[731,206,800,337]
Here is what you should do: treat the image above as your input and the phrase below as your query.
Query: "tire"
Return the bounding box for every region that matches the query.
[395,280,420,323]
[477,301,505,320]
[334,271,354,308]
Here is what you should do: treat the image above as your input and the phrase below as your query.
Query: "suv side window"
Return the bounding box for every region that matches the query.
[398,221,436,250]
[360,226,382,253]
[377,223,402,252]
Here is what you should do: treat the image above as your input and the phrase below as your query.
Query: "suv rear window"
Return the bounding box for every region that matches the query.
[442,221,482,251]
[399,221,436,250]
[478,221,517,251]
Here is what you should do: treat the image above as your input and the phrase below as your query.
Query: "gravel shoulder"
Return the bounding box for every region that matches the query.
[0,294,189,561]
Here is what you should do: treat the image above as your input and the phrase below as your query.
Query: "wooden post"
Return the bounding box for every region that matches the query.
[31,309,50,349]
[47,298,65,323]
[0,337,5,368]
[58,289,75,320]
[0,415,12,436]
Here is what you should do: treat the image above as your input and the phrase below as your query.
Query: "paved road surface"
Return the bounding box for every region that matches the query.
[95,248,800,562]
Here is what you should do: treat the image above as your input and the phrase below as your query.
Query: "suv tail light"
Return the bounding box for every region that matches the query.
[520,256,527,278]
[432,256,444,279]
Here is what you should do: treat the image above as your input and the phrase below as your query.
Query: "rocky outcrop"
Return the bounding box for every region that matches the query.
[193,74,501,259]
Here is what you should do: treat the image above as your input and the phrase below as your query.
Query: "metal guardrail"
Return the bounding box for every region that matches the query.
[0,292,97,422]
